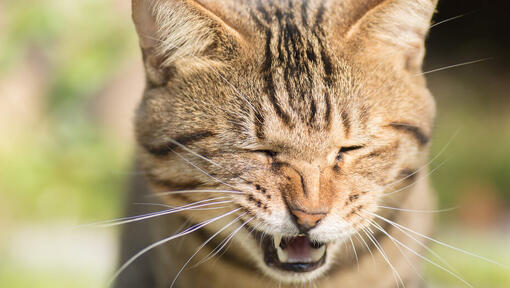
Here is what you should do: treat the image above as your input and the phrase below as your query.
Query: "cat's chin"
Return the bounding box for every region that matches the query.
[248,228,337,283]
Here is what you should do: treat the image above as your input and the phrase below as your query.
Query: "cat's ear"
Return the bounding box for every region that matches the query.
[132,0,241,82]
[345,0,438,73]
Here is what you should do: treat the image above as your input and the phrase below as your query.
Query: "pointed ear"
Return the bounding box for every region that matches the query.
[132,0,241,82]
[345,0,438,72]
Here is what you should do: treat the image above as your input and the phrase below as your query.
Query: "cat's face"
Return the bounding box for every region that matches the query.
[133,0,437,283]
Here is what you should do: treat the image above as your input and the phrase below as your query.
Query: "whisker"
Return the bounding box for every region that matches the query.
[367,219,428,284]
[418,58,492,76]
[375,205,459,214]
[383,151,454,197]
[430,11,477,28]
[361,226,404,288]
[79,197,232,228]
[108,208,241,286]
[193,216,254,267]
[382,128,460,191]
[364,210,510,270]
[149,189,246,198]
[133,202,232,211]
[167,140,254,186]
[368,213,461,276]
[101,201,233,227]
[354,232,376,265]
[348,236,360,271]
[169,213,251,288]
[360,212,472,287]
[171,149,238,189]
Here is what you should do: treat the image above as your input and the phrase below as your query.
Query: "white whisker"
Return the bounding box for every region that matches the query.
[79,197,232,228]
[368,219,427,283]
[150,189,245,198]
[348,236,360,271]
[193,216,254,267]
[430,12,476,28]
[418,58,492,76]
[375,205,459,214]
[354,232,375,265]
[369,214,461,276]
[366,210,510,270]
[108,208,241,286]
[171,149,238,189]
[383,151,454,197]
[383,128,460,192]
[361,226,404,288]
[361,212,473,287]
[170,213,250,288]
[134,202,233,211]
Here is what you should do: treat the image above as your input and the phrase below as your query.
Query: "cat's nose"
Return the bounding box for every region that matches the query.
[289,208,327,233]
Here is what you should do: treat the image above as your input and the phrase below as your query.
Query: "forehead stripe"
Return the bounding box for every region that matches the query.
[388,123,430,146]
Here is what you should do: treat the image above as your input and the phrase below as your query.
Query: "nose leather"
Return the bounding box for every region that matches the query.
[276,160,334,233]
[289,208,327,233]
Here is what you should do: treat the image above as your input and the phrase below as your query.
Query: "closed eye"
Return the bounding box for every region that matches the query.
[254,150,278,158]
[337,146,364,161]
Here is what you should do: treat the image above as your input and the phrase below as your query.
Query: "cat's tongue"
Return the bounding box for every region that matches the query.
[275,235,326,263]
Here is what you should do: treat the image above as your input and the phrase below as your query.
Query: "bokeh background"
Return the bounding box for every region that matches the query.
[1,0,509,287]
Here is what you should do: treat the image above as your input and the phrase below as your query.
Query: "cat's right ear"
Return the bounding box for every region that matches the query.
[342,0,438,73]
[132,0,243,84]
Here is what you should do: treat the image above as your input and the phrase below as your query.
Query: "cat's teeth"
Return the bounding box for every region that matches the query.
[273,234,282,248]
[310,245,326,262]
[276,245,289,263]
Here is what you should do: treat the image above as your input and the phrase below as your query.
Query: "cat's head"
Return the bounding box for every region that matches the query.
[132,0,437,283]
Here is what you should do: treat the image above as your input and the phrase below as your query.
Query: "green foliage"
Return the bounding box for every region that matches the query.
[0,122,129,222]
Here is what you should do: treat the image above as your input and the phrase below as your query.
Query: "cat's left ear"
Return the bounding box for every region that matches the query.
[132,0,244,83]
[345,0,438,73]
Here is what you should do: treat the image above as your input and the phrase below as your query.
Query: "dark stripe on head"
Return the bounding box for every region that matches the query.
[261,24,293,127]
[254,108,266,139]
[341,110,351,136]
[308,98,317,126]
[353,141,400,165]
[143,130,215,157]
[256,0,272,23]
[324,91,332,129]
[320,48,334,86]
[314,0,326,28]
[301,0,309,27]
[306,44,317,62]
[359,105,370,128]
[388,123,430,146]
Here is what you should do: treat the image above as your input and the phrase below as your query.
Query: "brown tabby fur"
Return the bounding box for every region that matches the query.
[115,0,438,287]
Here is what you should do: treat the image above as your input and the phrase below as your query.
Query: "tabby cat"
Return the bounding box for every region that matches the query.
[115,0,438,287]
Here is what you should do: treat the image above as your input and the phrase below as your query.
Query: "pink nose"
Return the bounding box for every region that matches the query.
[289,209,327,233]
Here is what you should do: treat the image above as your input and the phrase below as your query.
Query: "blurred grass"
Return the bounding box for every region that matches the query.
[0,1,509,287]
[429,72,510,213]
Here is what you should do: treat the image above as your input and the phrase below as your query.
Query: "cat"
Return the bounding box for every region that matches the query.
[114,0,439,287]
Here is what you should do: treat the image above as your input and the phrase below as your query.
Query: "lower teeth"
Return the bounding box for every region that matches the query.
[309,245,326,262]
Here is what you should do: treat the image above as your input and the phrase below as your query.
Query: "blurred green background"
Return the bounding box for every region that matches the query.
[0,0,509,287]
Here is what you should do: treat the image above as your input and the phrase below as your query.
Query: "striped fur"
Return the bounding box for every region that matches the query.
[117,0,439,287]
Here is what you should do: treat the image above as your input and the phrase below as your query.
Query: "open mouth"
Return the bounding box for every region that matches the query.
[259,233,327,273]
